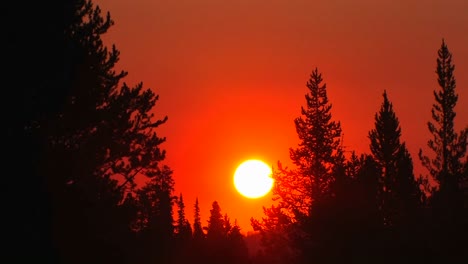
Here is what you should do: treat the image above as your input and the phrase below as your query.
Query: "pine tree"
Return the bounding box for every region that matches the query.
[135,166,175,234]
[176,193,192,240]
[251,205,296,264]
[176,193,186,234]
[276,67,343,217]
[190,197,206,263]
[205,201,228,264]
[193,198,204,240]
[368,90,423,226]
[419,39,468,193]
[223,214,232,237]
[418,39,468,261]
[206,201,225,241]
[42,1,171,263]
[227,220,250,264]
[135,165,175,264]
[252,68,343,263]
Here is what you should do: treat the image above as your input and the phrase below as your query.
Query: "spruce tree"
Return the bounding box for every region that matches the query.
[278,67,343,216]
[227,220,250,264]
[190,197,206,263]
[252,68,343,263]
[176,193,192,240]
[135,166,175,263]
[193,197,204,240]
[46,2,170,262]
[205,201,227,264]
[206,201,225,241]
[368,90,422,227]
[418,39,468,261]
[419,39,468,192]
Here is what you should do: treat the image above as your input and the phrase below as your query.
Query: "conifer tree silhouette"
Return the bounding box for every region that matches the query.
[369,90,423,227]
[6,0,171,263]
[419,39,468,261]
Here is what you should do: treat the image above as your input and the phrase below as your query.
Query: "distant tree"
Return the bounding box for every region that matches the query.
[251,205,297,264]
[172,193,192,263]
[227,220,250,264]
[418,39,468,261]
[206,201,225,241]
[204,201,226,263]
[223,214,232,237]
[368,90,423,227]
[189,197,206,263]
[134,165,175,264]
[175,193,192,240]
[193,198,205,240]
[345,151,362,179]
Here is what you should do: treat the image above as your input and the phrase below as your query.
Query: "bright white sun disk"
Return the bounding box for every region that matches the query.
[233,159,274,199]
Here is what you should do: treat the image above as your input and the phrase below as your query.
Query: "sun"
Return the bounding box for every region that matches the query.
[233,159,274,199]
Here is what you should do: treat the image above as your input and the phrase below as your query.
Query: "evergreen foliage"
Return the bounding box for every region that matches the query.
[418,39,468,261]
[419,39,468,191]
[276,67,343,218]
[193,197,205,240]
[6,0,467,262]
[368,90,423,227]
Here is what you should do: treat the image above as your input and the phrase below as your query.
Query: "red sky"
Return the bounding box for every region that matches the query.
[95,0,468,233]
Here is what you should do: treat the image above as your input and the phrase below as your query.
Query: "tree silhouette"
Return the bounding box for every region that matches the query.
[190,197,206,263]
[206,201,225,241]
[227,220,250,264]
[173,193,192,263]
[251,204,297,264]
[204,201,250,264]
[252,68,345,263]
[369,90,423,227]
[367,90,426,260]
[133,165,175,264]
[204,201,227,263]
[277,67,343,217]
[6,0,171,262]
[419,40,468,188]
[418,39,468,261]
[175,193,192,240]
[193,197,205,240]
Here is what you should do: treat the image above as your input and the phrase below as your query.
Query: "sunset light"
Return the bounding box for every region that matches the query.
[234,160,273,199]
[11,0,468,263]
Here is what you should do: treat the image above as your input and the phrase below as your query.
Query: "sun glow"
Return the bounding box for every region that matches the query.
[233,159,274,199]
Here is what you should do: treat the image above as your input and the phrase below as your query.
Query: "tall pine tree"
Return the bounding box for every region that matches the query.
[252,68,343,263]
[368,90,423,227]
[419,39,468,193]
[175,193,192,240]
[418,39,468,261]
[193,197,204,240]
[43,1,170,262]
[278,67,343,217]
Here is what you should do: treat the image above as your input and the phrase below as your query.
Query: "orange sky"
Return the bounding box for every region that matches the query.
[95,0,468,233]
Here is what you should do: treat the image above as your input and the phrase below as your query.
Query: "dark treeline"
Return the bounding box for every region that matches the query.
[251,41,468,263]
[5,0,467,263]
[6,0,248,263]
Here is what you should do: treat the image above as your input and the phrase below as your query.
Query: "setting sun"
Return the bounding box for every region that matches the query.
[233,159,274,199]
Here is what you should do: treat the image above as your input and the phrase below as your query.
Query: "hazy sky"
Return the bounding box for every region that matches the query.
[95,0,468,233]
